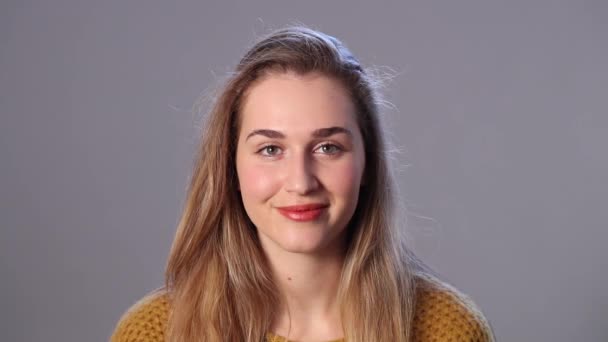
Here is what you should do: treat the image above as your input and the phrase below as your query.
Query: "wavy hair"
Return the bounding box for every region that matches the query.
[165,25,434,342]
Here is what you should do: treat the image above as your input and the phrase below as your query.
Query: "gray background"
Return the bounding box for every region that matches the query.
[1,0,606,341]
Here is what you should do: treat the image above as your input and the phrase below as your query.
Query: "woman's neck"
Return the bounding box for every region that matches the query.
[261,239,346,341]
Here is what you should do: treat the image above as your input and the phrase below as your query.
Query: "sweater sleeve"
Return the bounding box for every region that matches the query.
[412,276,495,342]
[110,289,170,342]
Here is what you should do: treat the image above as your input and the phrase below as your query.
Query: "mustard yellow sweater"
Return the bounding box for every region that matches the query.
[111,276,494,341]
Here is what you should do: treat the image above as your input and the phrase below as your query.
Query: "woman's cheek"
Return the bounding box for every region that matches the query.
[322,159,362,196]
[239,162,280,202]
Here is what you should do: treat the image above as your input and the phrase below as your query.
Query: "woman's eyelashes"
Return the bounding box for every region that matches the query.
[257,144,282,157]
[314,143,343,155]
[255,142,345,158]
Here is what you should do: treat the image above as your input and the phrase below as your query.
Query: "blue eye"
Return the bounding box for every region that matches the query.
[316,143,342,155]
[258,145,282,156]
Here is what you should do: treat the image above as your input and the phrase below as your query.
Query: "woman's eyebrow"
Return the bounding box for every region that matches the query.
[245,126,352,141]
[312,126,352,138]
[245,129,284,141]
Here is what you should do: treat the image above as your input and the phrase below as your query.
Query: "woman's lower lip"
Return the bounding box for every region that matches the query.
[277,207,327,222]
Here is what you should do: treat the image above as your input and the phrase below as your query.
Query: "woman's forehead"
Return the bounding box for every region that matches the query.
[239,71,358,132]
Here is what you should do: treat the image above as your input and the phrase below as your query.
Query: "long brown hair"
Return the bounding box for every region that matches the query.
[165,25,434,342]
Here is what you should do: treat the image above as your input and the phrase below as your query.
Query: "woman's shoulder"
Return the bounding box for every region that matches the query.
[412,273,495,342]
[108,277,495,342]
[110,287,171,342]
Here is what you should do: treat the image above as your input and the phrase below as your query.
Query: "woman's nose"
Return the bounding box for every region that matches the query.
[284,152,320,195]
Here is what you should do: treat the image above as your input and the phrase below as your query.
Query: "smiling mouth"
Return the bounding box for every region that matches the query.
[276,203,329,222]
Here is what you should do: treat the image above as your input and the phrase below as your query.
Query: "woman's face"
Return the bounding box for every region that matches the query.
[235,71,366,255]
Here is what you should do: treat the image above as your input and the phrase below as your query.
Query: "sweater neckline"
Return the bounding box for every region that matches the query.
[266,332,345,342]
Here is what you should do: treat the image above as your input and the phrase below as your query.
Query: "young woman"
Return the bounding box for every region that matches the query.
[111,26,494,342]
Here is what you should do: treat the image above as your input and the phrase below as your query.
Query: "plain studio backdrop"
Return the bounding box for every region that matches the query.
[1,1,606,341]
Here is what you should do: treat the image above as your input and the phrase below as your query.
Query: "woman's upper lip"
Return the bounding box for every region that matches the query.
[276,203,329,211]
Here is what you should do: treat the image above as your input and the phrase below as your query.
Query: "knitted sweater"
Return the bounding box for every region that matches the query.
[110,275,494,341]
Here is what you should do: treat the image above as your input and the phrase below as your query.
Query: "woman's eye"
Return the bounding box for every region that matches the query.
[316,143,342,155]
[258,145,282,156]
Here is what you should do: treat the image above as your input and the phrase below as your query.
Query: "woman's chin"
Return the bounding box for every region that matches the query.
[277,236,327,254]
[256,222,346,255]
[260,230,330,255]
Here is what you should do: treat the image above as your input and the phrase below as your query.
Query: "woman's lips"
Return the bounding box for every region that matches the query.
[276,203,329,222]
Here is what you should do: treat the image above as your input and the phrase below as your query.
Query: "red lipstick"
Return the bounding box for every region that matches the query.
[276,203,328,222]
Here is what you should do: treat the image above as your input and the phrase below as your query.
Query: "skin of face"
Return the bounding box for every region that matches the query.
[235,71,366,255]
